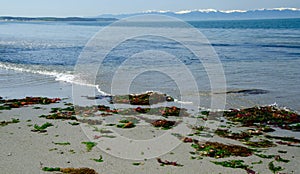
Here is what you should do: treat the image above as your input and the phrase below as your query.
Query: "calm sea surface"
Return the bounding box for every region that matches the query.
[0,18,299,111]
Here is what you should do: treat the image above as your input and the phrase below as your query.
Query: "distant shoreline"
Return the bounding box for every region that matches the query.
[0,16,117,22]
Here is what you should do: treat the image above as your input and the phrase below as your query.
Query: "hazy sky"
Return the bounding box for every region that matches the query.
[1,0,299,17]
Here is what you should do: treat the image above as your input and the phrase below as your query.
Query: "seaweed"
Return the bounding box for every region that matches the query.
[244,140,276,148]
[82,142,97,152]
[214,129,252,141]
[132,162,143,166]
[265,135,300,143]
[42,167,98,173]
[68,122,80,126]
[42,167,60,171]
[274,155,289,163]
[118,106,189,117]
[157,158,183,167]
[60,167,98,174]
[278,150,287,154]
[77,119,102,125]
[268,161,284,173]
[0,118,20,126]
[92,155,104,162]
[31,122,53,132]
[75,105,118,117]
[54,142,71,146]
[223,106,300,130]
[191,142,253,158]
[151,119,176,129]
[111,92,174,105]
[211,160,248,169]
[116,119,135,128]
[0,97,60,110]
[255,153,275,159]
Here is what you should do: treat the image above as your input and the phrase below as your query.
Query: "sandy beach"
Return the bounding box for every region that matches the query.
[1,94,299,174]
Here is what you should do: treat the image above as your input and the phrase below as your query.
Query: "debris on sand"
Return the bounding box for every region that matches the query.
[118,106,189,117]
[0,97,60,110]
[243,139,276,148]
[157,158,183,167]
[40,106,77,120]
[31,122,53,133]
[151,119,176,129]
[1,118,20,126]
[214,128,252,141]
[223,106,300,130]
[110,92,174,105]
[191,142,253,158]
[42,167,98,174]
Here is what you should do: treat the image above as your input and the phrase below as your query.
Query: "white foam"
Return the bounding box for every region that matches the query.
[0,62,109,95]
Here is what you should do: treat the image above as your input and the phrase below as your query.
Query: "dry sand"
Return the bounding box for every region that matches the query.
[0,101,299,174]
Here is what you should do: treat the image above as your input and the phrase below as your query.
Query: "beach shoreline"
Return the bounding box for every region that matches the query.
[1,93,299,174]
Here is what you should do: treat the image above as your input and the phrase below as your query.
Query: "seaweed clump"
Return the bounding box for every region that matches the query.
[214,129,252,141]
[244,139,276,148]
[224,106,300,130]
[31,122,53,133]
[191,141,253,158]
[0,97,60,110]
[42,167,98,174]
[116,119,135,128]
[151,119,176,129]
[1,118,20,126]
[111,92,174,105]
[118,106,189,117]
[40,106,77,120]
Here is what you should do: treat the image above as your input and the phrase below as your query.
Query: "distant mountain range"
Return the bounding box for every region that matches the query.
[1,8,300,22]
[98,8,300,21]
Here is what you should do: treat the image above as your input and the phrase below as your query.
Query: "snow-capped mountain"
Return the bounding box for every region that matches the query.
[98,8,300,20]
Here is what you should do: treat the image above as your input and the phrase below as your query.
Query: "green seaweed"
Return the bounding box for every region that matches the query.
[68,122,80,126]
[132,162,142,166]
[275,155,289,163]
[268,161,284,173]
[33,122,53,131]
[214,129,252,141]
[244,140,276,148]
[42,167,61,171]
[265,135,300,143]
[223,106,300,130]
[82,141,97,152]
[278,150,287,154]
[1,118,20,126]
[211,160,248,169]
[54,142,71,146]
[191,142,253,158]
[93,155,104,162]
[255,153,275,159]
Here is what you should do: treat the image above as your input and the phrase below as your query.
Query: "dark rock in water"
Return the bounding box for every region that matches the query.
[110,92,174,105]
[226,89,269,95]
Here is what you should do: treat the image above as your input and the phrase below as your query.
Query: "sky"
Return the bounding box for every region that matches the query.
[1,0,299,17]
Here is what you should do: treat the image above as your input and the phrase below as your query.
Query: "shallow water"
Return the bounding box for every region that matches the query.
[0,19,299,111]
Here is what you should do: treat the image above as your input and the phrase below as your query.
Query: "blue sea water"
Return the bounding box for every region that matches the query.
[0,18,300,111]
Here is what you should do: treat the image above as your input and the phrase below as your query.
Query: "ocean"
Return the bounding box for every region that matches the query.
[0,18,300,111]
